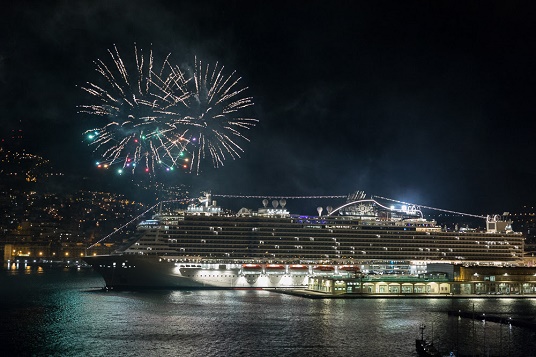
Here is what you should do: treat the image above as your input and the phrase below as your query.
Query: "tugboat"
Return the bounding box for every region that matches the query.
[416,323,442,357]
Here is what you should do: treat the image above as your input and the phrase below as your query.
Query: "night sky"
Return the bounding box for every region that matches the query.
[2,1,536,215]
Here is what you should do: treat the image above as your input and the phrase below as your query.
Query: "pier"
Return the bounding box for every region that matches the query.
[448,310,536,330]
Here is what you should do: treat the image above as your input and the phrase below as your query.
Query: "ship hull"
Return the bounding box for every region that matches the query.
[83,255,312,289]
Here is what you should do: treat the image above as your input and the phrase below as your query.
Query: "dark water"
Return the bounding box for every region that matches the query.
[1,267,536,357]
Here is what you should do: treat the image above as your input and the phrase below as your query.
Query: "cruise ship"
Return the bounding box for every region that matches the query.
[83,193,524,289]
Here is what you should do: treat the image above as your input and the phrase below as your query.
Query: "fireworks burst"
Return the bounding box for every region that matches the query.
[153,56,257,174]
[80,45,256,175]
[79,44,190,174]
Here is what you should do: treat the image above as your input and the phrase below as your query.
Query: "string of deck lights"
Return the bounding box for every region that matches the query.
[211,194,347,199]
[371,195,486,219]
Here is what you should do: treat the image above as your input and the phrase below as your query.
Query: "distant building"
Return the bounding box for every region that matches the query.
[511,206,536,244]
[2,242,115,263]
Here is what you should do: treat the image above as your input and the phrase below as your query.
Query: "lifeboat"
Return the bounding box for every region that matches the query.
[265,264,285,270]
[242,264,262,271]
[289,264,309,275]
[313,265,335,272]
[339,265,360,272]
[289,264,309,271]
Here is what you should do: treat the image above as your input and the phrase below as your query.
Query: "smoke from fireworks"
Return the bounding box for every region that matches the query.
[80,45,256,175]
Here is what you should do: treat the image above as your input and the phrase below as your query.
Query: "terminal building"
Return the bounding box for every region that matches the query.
[307,264,536,296]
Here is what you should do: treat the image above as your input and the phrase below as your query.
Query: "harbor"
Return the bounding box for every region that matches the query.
[3,267,536,357]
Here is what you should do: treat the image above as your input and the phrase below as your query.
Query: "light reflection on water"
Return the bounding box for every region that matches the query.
[1,268,536,357]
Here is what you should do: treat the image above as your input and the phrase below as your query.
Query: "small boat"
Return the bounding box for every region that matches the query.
[289,265,309,275]
[289,264,308,270]
[242,264,262,272]
[313,265,335,271]
[265,264,285,270]
[416,324,441,357]
[339,265,359,272]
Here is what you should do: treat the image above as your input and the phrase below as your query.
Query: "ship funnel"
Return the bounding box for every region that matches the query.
[317,206,323,216]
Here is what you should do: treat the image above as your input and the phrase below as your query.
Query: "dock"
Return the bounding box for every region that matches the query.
[267,288,536,301]
[447,310,536,330]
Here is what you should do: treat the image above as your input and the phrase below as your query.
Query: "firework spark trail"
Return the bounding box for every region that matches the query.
[81,46,256,175]
[155,56,257,174]
[80,45,186,174]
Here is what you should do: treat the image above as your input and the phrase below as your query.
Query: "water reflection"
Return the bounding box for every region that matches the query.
[1,269,535,356]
